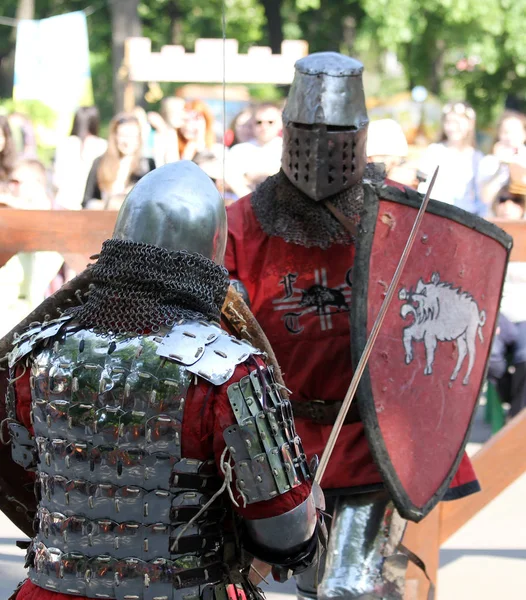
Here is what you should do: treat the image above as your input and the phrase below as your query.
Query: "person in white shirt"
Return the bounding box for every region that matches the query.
[417,101,486,215]
[225,103,283,199]
[53,106,107,210]
[488,191,526,418]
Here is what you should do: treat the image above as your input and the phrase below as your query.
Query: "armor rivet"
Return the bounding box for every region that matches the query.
[65,492,70,505]
[150,390,157,403]
[238,480,245,488]
[30,376,35,390]
[89,496,94,509]
[183,331,197,339]
[116,498,120,512]
[273,469,278,475]
[114,537,119,549]
[229,446,236,453]
[45,452,51,466]
[65,456,71,468]
[257,456,265,462]
[144,573,150,587]
[84,569,91,582]
[245,440,251,448]
[46,415,51,428]
[124,384,130,399]
[256,476,262,482]
[88,533,93,546]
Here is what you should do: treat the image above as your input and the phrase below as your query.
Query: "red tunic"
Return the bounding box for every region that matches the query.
[225,193,479,498]
[14,357,310,600]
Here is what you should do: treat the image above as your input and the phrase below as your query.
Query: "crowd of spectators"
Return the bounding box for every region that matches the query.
[0,92,525,418]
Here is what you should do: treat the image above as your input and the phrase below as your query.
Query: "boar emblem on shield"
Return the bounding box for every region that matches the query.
[398,272,486,385]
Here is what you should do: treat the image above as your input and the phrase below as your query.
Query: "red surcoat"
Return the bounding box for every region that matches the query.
[225,192,479,498]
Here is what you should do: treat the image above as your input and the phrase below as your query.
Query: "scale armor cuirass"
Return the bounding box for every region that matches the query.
[7,315,310,600]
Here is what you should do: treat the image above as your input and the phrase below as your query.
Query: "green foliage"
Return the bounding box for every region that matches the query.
[0,99,56,127]
[3,0,526,129]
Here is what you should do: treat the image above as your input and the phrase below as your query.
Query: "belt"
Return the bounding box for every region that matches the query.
[290,399,360,425]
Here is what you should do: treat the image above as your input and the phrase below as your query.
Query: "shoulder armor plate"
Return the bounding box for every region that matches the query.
[157,319,262,386]
[223,366,310,504]
[8,315,72,368]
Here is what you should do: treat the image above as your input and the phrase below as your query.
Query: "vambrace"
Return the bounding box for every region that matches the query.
[244,492,325,582]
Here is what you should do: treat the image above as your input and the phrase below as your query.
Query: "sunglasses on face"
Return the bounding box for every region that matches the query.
[255,120,275,126]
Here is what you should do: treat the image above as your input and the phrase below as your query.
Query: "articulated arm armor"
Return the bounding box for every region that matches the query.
[224,366,324,580]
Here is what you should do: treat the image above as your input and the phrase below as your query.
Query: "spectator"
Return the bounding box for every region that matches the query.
[193,150,237,206]
[7,158,53,210]
[0,158,64,335]
[7,112,37,158]
[225,102,283,199]
[417,101,485,215]
[479,111,526,213]
[149,96,186,165]
[488,190,526,418]
[0,115,16,192]
[226,107,254,147]
[54,106,107,210]
[82,113,155,210]
[366,118,415,186]
[178,99,217,160]
[131,105,156,161]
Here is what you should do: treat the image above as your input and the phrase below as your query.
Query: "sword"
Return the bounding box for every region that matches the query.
[315,167,440,485]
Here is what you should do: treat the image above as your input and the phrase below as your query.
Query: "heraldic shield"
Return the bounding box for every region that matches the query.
[351,182,513,522]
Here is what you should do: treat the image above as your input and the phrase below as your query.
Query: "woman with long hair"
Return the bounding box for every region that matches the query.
[82,112,155,210]
[0,115,17,187]
[178,99,216,160]
[417,101,485,215]
[54,106,107,209]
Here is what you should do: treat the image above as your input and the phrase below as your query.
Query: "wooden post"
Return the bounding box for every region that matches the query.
[439,409,526,544]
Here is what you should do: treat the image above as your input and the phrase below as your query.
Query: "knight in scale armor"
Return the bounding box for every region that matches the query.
[225,53,505,599]
[1,161,323,600]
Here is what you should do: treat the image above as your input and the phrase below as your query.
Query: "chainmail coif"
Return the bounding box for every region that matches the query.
[250,169,364,249]
[66,239,229,335]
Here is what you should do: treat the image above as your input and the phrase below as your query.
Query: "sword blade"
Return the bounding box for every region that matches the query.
[315,167,440,484]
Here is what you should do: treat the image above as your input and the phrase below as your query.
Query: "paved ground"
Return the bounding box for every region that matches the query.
[0,405,524,599]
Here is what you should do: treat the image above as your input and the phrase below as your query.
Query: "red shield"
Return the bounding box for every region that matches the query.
[351,183,512,521]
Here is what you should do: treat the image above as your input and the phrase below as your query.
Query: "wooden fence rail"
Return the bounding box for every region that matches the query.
[0,210,525,599]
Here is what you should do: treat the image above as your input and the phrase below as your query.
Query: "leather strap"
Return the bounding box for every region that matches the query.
[290,399,360,425]
[398,543,435,600]
[324,200,359,237]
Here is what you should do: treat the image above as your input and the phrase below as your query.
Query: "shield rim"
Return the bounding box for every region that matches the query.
[351,182,513,521]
